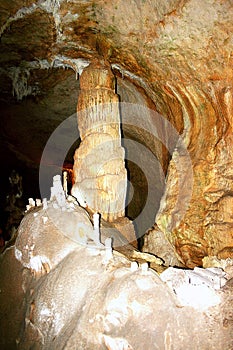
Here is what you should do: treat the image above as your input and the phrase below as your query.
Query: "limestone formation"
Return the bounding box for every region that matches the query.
[0,203,232,349]
[149,83,233,268]
[1,0,233,268]
[142,224,184,267]
[72,61,127,222]
[1,2,233,348]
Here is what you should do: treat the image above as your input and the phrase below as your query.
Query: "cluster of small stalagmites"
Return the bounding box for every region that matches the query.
[26,173,77,213]
[23,174,114,274]
[25,175,64,213]
[72,60,127,222]
[160,265,230,310]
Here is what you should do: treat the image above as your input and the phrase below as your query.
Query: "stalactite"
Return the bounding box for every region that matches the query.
[8,67,33,101]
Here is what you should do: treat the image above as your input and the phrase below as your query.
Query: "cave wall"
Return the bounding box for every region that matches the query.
[155,83,233,267]
[0,0,233,266]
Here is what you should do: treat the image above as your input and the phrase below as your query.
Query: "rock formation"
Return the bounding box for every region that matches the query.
[72,60,127,223]
[0,187,232,349]
[1,6,233,347]
[144,83,233,267]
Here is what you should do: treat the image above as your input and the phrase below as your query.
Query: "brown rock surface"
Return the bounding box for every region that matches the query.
[0,0,233,267]
[154,83,233,267]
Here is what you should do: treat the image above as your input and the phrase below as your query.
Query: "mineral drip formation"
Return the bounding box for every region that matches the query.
[72,60,127,222]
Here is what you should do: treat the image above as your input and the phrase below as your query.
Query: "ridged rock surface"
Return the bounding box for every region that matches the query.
[72,61,127,222]
[0,0,233,266]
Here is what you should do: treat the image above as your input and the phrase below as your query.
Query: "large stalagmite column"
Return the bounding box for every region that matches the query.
[72,60,127,222]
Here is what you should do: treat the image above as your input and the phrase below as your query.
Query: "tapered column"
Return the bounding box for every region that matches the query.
[72,60,127,222]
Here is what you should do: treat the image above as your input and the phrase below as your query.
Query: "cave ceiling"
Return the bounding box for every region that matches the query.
[0,0,233,202]
[0,0,232,160]
[1,0,232,159]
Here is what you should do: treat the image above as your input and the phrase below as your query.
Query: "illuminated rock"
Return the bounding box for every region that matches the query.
[72,61,127,222]
[0,206,232,349]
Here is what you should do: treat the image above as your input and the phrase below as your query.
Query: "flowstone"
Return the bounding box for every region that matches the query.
[0,183,232,349]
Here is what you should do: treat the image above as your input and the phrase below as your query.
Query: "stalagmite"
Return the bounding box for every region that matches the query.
[50,174,66,209]
[103,237,113,264]
[36,199,42,206]
[42,198,48,210]
[63,171,68,197]
[26,198,36,211]
[72,60,127,222]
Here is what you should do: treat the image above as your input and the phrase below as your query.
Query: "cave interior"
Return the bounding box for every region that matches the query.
[0,1,233,349]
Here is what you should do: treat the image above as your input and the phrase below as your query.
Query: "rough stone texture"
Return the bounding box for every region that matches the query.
[72,60,127,222]
[0,0,233,266]
[143,224,184,267]
[0,205,232,349]
[154,83,233,267]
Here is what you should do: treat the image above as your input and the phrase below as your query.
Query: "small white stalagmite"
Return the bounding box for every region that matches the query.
[26,198,35,211]
[50,175,66,209]
[63,171,68,197]
[103,237,113,264]
[36,199,42,207]
[29,198,35,207]
[93,212,101,246]
[93,212,100,231]
[42,198,48,210]
[141,262,149,274]
[131,261,138,272]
